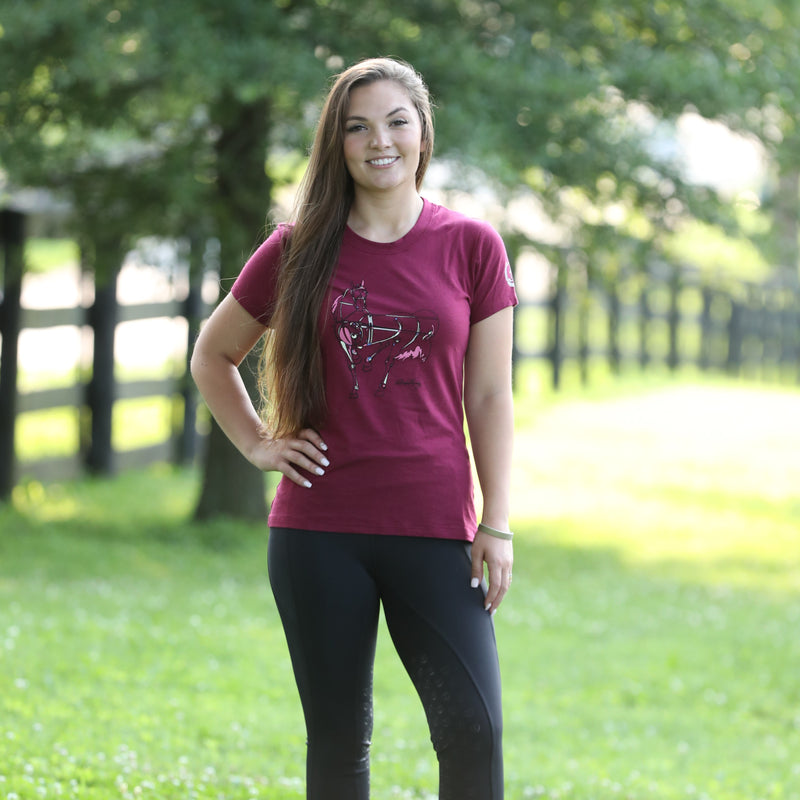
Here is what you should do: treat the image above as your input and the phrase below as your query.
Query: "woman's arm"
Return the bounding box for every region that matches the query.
[190,293,329,487]
[464,305,515,613]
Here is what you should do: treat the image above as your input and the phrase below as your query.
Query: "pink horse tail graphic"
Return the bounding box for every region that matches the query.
[331,282,439,398]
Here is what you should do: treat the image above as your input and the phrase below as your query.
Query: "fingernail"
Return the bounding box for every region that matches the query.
[321,457,330,467]
[303,480,312,488]
[320,442,328,451]
[314,467,325,476]
[470,578,480,589]
[485,602,492,612]
[491,608,497,618]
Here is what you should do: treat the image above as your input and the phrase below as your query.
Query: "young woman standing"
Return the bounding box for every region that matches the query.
[191,57,517,800]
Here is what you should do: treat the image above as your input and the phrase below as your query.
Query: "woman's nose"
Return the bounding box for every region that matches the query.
[370,127,390,148]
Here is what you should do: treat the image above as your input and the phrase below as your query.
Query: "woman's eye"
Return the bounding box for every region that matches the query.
[346,124,366,133]
[391,118,409,126]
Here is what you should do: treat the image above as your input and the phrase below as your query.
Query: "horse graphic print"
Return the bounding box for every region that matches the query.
[331,282,439,398]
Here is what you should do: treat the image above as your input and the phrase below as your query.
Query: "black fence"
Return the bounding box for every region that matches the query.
[509,239,800,389]
[0,209,210,498]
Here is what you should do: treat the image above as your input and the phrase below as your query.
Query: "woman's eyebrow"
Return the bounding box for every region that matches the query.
[345,106,410,122]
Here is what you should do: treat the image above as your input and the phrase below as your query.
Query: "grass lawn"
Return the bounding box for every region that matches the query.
[23,239,80,275]
[1,377,799,799]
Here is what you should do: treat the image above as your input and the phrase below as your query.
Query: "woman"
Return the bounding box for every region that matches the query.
[191,57,517,800]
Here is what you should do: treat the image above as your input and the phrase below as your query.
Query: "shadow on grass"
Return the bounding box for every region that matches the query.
[4,465,269,547]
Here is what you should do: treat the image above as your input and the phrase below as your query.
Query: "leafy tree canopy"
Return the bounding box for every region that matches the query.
[1,0,791,247]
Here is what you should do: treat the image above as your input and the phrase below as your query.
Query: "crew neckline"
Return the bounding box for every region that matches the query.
[344,198,433,253]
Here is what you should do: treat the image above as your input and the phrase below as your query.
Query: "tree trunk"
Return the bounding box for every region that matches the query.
[193,365,268,521]
[193,94,273,522]
[85,247,120,475]
[177,233,205,466]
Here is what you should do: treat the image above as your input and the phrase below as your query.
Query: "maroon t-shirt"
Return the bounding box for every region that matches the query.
[231,199,518,541]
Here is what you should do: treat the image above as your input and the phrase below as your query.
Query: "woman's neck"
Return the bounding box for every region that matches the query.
[347,192,424,243]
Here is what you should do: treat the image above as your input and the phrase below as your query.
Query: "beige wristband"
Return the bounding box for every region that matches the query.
[477,522,514,541]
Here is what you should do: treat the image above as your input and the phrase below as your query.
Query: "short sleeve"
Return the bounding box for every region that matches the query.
[469,222,518,324]
[230,226,288,325]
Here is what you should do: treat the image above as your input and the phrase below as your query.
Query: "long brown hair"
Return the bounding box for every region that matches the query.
[259,57,435,438]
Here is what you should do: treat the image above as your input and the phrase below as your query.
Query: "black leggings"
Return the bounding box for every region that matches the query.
[268,528,504,800]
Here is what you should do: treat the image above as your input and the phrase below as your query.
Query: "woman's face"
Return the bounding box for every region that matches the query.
[342,80,425,197]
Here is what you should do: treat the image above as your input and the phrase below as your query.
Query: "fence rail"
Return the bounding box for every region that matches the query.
[2,209,799,497]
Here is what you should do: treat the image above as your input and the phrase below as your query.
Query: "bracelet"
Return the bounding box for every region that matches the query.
[477,522,514,541]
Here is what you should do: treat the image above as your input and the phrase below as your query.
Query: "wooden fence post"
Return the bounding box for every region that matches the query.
[0,209,25,500]
[607,274,621,375]
[577,286,590,386]
[510,251,522,388]
[667,264,681,371]
[761,286,777,375]
[699,285,713,371]
[85,267,119,474]
[549,259,566,390]
[794,302,800,385]
[781,289,800,379]
[638,266,651,370]
[727,299,743,374]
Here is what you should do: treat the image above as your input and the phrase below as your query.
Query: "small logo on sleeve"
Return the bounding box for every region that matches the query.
[504,259,515,288]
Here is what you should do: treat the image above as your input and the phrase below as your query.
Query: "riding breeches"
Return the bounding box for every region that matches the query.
[267,527,504,800]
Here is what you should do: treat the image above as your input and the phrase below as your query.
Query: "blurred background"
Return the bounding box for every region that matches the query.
[1,0,798,515]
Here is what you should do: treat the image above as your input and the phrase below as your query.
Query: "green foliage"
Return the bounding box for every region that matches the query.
[663,217,770,280]
[2,379,799,798]
[0,0,794,275]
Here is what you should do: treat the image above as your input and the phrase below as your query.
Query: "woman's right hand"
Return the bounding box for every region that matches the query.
[248,428,330,488]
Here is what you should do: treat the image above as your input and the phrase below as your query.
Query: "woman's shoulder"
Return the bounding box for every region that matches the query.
[427,200,499,235]
[425,200,504,247]
[269,221,294,245]
[245,222,293,266]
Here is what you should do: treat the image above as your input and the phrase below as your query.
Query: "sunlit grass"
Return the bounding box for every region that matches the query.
[24,238,79,273]
[512,381,800,591]
[15,396,177,462]
[112,396,176,452]
[15,407,81,459]
[2,377,799,799]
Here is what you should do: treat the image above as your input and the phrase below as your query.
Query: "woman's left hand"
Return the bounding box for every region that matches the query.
[471,532,513,614]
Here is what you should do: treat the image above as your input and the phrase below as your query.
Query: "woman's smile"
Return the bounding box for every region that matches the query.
[367,156,400,167]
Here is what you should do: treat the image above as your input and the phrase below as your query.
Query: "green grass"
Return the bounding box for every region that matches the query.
[15,397,181,463]
[2,379,800,799]
[24,239,79,274]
